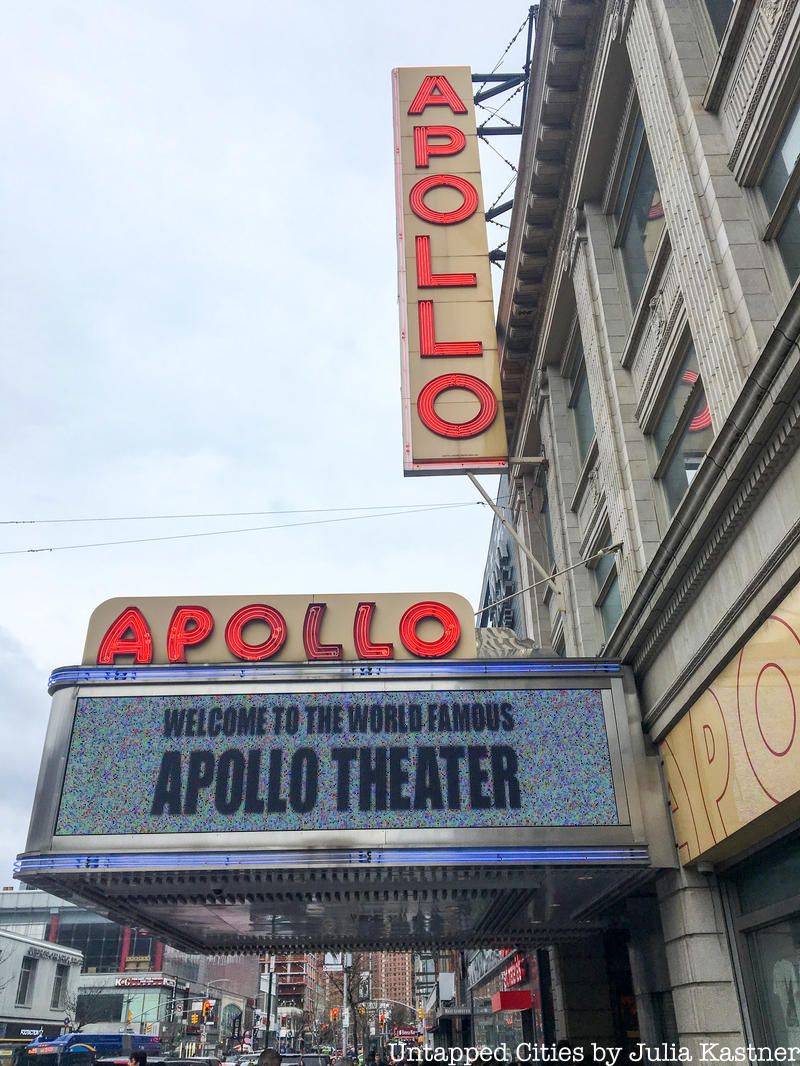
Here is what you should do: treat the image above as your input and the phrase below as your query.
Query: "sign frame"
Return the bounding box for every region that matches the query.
[23,662,659,861]
[393,66,508,475]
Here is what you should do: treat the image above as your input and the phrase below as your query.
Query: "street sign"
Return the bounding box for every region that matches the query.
[175,1006,183,1017]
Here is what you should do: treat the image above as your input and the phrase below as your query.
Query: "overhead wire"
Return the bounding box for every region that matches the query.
[0,501,487,558]
[481,135,518,173]
[477,81,525,129]
[0,502,482,527]
[489,174,518,211]
[474,14,530,95]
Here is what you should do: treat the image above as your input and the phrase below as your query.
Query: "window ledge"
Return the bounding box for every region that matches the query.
[569,436,600,513]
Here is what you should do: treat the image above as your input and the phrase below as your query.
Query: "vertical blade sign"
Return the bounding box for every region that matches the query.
[393,67,508,475]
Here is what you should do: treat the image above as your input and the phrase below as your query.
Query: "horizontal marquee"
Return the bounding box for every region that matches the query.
[393,66,508,475]
[55,687,620,836]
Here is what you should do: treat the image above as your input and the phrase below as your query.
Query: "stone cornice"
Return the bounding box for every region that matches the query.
[497,0,603,438]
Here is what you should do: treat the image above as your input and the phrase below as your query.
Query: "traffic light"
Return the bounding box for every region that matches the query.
[379,1014,385,1025]
[202,999,217,1025]
[331,1007,339,1022]
[417,1007,424,1020]
[191,1013,200,1025]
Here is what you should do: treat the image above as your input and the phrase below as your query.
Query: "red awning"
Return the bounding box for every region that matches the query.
[491,990,532,1012]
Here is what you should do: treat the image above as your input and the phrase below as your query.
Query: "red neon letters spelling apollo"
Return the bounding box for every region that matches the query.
[393,67,507,474]
[85,594,477,665]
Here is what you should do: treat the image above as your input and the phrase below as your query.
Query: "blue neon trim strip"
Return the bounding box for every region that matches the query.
[49,658,622,691]
[15,846,649,875]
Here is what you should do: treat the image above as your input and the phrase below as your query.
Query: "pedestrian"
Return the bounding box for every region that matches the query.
[129,1053,148,1066]
[258,1050,282,1066]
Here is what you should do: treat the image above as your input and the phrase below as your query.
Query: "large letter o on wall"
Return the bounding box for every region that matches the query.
[225,604,287,661]
[399,601,461,658]
[409,174,479,225]
[418,374,498,439]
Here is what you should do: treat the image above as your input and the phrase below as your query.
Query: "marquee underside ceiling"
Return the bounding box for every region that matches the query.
[20,859,653,953]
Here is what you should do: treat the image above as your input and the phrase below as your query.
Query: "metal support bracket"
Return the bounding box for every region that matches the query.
[467,473,563,609]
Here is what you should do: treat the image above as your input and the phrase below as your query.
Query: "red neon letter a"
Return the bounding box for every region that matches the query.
[97,606,153,664]
[408,75,468,115]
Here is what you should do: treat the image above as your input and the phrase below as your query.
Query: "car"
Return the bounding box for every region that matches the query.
[281,1056,328,1066]
[233,1056,260,1066]
[96,1060,171,1066]
[163,1058,222,1066]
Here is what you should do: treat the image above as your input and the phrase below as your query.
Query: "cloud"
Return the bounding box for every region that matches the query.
[0,629,51,884]
[0,0,523,876]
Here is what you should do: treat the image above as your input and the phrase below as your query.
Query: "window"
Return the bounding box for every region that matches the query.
[704,0,734,41]
[593,537,622,639]
[51,963,69,1010]
[761,93,800,287]
[56,919,123,973]
[614,114,666,309]
[652,344,713,516]
[16,956,37,1007]
[724,835,800,1052]
[542,494,556,570]
[569,347,595,467]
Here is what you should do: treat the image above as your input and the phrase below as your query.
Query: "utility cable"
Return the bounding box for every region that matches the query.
[476,544,625,616]
[0,502,484,558]
[0,502,480,527]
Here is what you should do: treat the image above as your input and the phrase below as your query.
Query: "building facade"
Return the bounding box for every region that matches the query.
[266,953,322,1048]
[0,928,81,1065]
[0,888,257,1052]
[370,953,414,1019]
[484,0,800,1054]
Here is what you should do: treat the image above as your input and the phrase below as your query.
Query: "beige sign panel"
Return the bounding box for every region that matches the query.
[83,592,477,665]
[660,582,800,863]
[393,66,508,475]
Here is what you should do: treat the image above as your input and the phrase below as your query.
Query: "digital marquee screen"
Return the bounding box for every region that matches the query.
[55,688,620,835]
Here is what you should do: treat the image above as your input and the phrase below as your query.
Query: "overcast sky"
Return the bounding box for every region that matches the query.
[0,1,530,883]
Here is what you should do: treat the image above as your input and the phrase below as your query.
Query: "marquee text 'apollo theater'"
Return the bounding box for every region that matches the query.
[393,66,508,474]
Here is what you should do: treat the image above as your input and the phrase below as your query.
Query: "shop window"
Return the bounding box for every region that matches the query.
[651,344,713,516]
[16,956,37,1006]
[704,0,734,41]
[76,990,125,1028]
[613,113,666,310]
[51,963,69,1010]
[726,835,800,1052]
[569,347,595,467]
[761,92,800,287]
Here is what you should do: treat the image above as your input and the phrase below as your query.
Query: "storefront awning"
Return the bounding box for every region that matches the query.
[491,991,532,1012]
